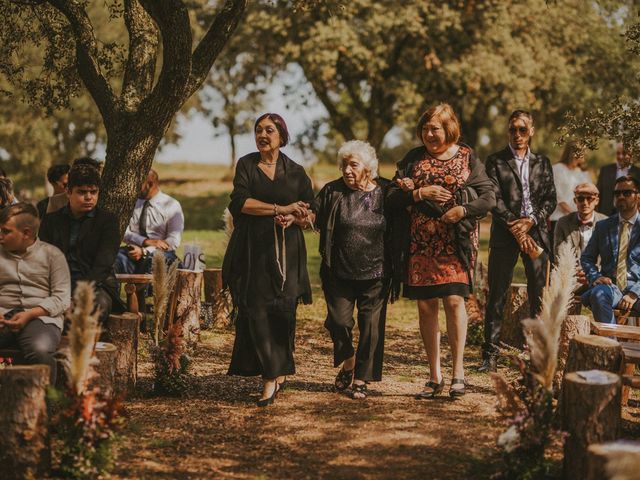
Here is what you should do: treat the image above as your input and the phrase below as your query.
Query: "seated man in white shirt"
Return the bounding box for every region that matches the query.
[114,169,184,275]
[0,203,71,384]
[554,182,608,292]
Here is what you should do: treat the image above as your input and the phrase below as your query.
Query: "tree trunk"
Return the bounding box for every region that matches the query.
[102,312,140,397]
[100,122,163,237]
[93,342,118,398]
[0,365,50,479]
[500,283,530,349]
[564,335,623,375]
[562,370,621,480]
[554,315,591,392]
[229,121,237,170]
[587,441,640,480]
[168,269,203,347]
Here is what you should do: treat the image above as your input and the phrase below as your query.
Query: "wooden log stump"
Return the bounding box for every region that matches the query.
[103,313,140,397]
[93,342,117,397]
[562,370,621,480]
[168,269,203,346]
[0,365,51,479]
[500,283,529,349]
[565,335,623,374]
[203,267,229,326]
[554,315,591,391]
[587,441,640,480]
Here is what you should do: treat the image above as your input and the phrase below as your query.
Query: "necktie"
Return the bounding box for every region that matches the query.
[580,221,593,228]
[616,221,630,290]
[139,200,150,238]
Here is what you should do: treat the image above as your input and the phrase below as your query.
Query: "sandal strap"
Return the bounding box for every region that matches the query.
[335,368,354,390]
[352,383,367,393]
[451,378,465,387]
[424,380,443,391]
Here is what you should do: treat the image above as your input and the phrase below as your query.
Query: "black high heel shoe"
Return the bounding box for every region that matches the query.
[257,382,280,407]
[415,378,445,399]
[277,376,288,393]
[449,378,466,398]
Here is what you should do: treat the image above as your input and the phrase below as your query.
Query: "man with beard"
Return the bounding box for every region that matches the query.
[114,169,184,275]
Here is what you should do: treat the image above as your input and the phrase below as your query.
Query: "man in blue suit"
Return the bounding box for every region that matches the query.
[581,175,640,323]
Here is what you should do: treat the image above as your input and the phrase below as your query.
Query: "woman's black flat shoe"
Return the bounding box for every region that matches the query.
[415,378,445,399]
[257,383,279,407]
[335,367,354,391]
[449,378,466,398]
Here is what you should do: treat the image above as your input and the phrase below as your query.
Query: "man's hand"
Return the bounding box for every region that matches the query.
[143,239,171,251]
[0,311,33,332]
[618,292,638,312]
[441,206,465,224]
[508,218,535,237]
[127,245,144,261]
[593,276,612,285]
[576,267,588,285]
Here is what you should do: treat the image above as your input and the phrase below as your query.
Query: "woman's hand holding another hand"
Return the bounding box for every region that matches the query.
[420,185,452,203]
[441,206,465,224]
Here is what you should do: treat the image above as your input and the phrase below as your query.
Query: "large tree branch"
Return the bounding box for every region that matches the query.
[46,0,116,124]
[138,0,192,125]
[186,0,248,98]
[121,0,158,111]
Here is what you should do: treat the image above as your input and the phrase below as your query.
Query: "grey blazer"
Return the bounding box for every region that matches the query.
[554,211,608,256]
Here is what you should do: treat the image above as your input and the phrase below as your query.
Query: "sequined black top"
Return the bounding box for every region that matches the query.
[332,185,386,280]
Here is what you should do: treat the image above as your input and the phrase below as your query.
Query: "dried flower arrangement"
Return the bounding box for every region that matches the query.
[52,282,125,479]
[492,243,577,479]
[148,250,190,396]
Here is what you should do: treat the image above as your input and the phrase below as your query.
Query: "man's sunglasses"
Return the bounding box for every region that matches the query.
[575,195,598,203]
[509,127,529,134]
[614,189,638,197]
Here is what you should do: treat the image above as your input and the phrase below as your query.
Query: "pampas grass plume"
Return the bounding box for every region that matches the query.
[152,250,178,346]
[68,281,100,395]
[521,242,578,390]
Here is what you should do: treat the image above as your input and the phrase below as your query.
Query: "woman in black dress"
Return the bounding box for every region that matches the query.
[222,113,313,407]
[314,140,391,399]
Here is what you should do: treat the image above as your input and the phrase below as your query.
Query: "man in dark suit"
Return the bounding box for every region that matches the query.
[596,143,640,215]
[480,110,557,372]
[581,175,640,323]
[39,164,125,324]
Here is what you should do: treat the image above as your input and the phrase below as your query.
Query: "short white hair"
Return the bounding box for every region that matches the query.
[337,140,379,179]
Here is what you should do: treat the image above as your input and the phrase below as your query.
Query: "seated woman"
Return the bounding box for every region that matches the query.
[314,140,392,399]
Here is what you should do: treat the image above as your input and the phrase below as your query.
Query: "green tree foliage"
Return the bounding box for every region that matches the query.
[240,0,638,158]
[0,0,247,233]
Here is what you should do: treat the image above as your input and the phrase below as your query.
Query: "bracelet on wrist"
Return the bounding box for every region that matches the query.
[417,188,423,201]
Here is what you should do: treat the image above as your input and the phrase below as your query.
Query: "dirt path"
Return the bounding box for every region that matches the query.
[112,299,507,480]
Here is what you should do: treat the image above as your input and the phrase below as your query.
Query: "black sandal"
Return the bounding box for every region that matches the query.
[335,367,354,391]
[449,378,466,398]
[350,382,367,399]
[415,378,445,399]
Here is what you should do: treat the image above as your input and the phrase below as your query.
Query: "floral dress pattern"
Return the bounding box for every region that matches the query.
[407,145,478,287]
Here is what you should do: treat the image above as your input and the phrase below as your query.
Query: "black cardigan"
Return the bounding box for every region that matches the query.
[386,144,496,298]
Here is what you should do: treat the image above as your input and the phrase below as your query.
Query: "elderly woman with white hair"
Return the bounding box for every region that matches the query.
[313,140,391,399]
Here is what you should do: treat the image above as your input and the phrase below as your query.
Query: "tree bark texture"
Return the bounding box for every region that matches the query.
[203,267,229,326]
[587,441,640,480]
[93,341,117,398]
[500,283,529,349]
[554,315,591,392]
[564,335,623,375]
[562,370,621,480]
[0,365,51,480]
[168,269,202,347]
[102,313,140,397]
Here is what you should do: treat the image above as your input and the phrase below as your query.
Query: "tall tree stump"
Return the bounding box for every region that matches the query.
[203,267,229,326]
[103,313,140,396]
[554,315,591,391]
[0,365,50,479]
[564,335,623,374]
[93,342,117,397]
[587,441,640,480]
[562,370,621,480]
[500,283,529,349]
[168,269,203,346]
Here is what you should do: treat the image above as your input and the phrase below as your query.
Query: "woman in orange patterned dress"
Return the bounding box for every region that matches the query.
[387,104,495,399]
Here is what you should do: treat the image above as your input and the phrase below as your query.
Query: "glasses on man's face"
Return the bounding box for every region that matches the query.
[575,195,598,203]
[614,189,638,197]
[509,126,529,135]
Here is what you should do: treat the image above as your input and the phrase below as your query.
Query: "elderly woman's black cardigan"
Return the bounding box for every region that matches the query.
[386,144,496,300]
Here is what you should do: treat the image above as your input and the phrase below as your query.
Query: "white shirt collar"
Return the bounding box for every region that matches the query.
[509,145,531,162]
[619,211,639,226]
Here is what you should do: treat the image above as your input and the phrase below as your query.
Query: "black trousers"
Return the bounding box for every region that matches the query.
[322,270,389,382]
[483,243,549,357]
